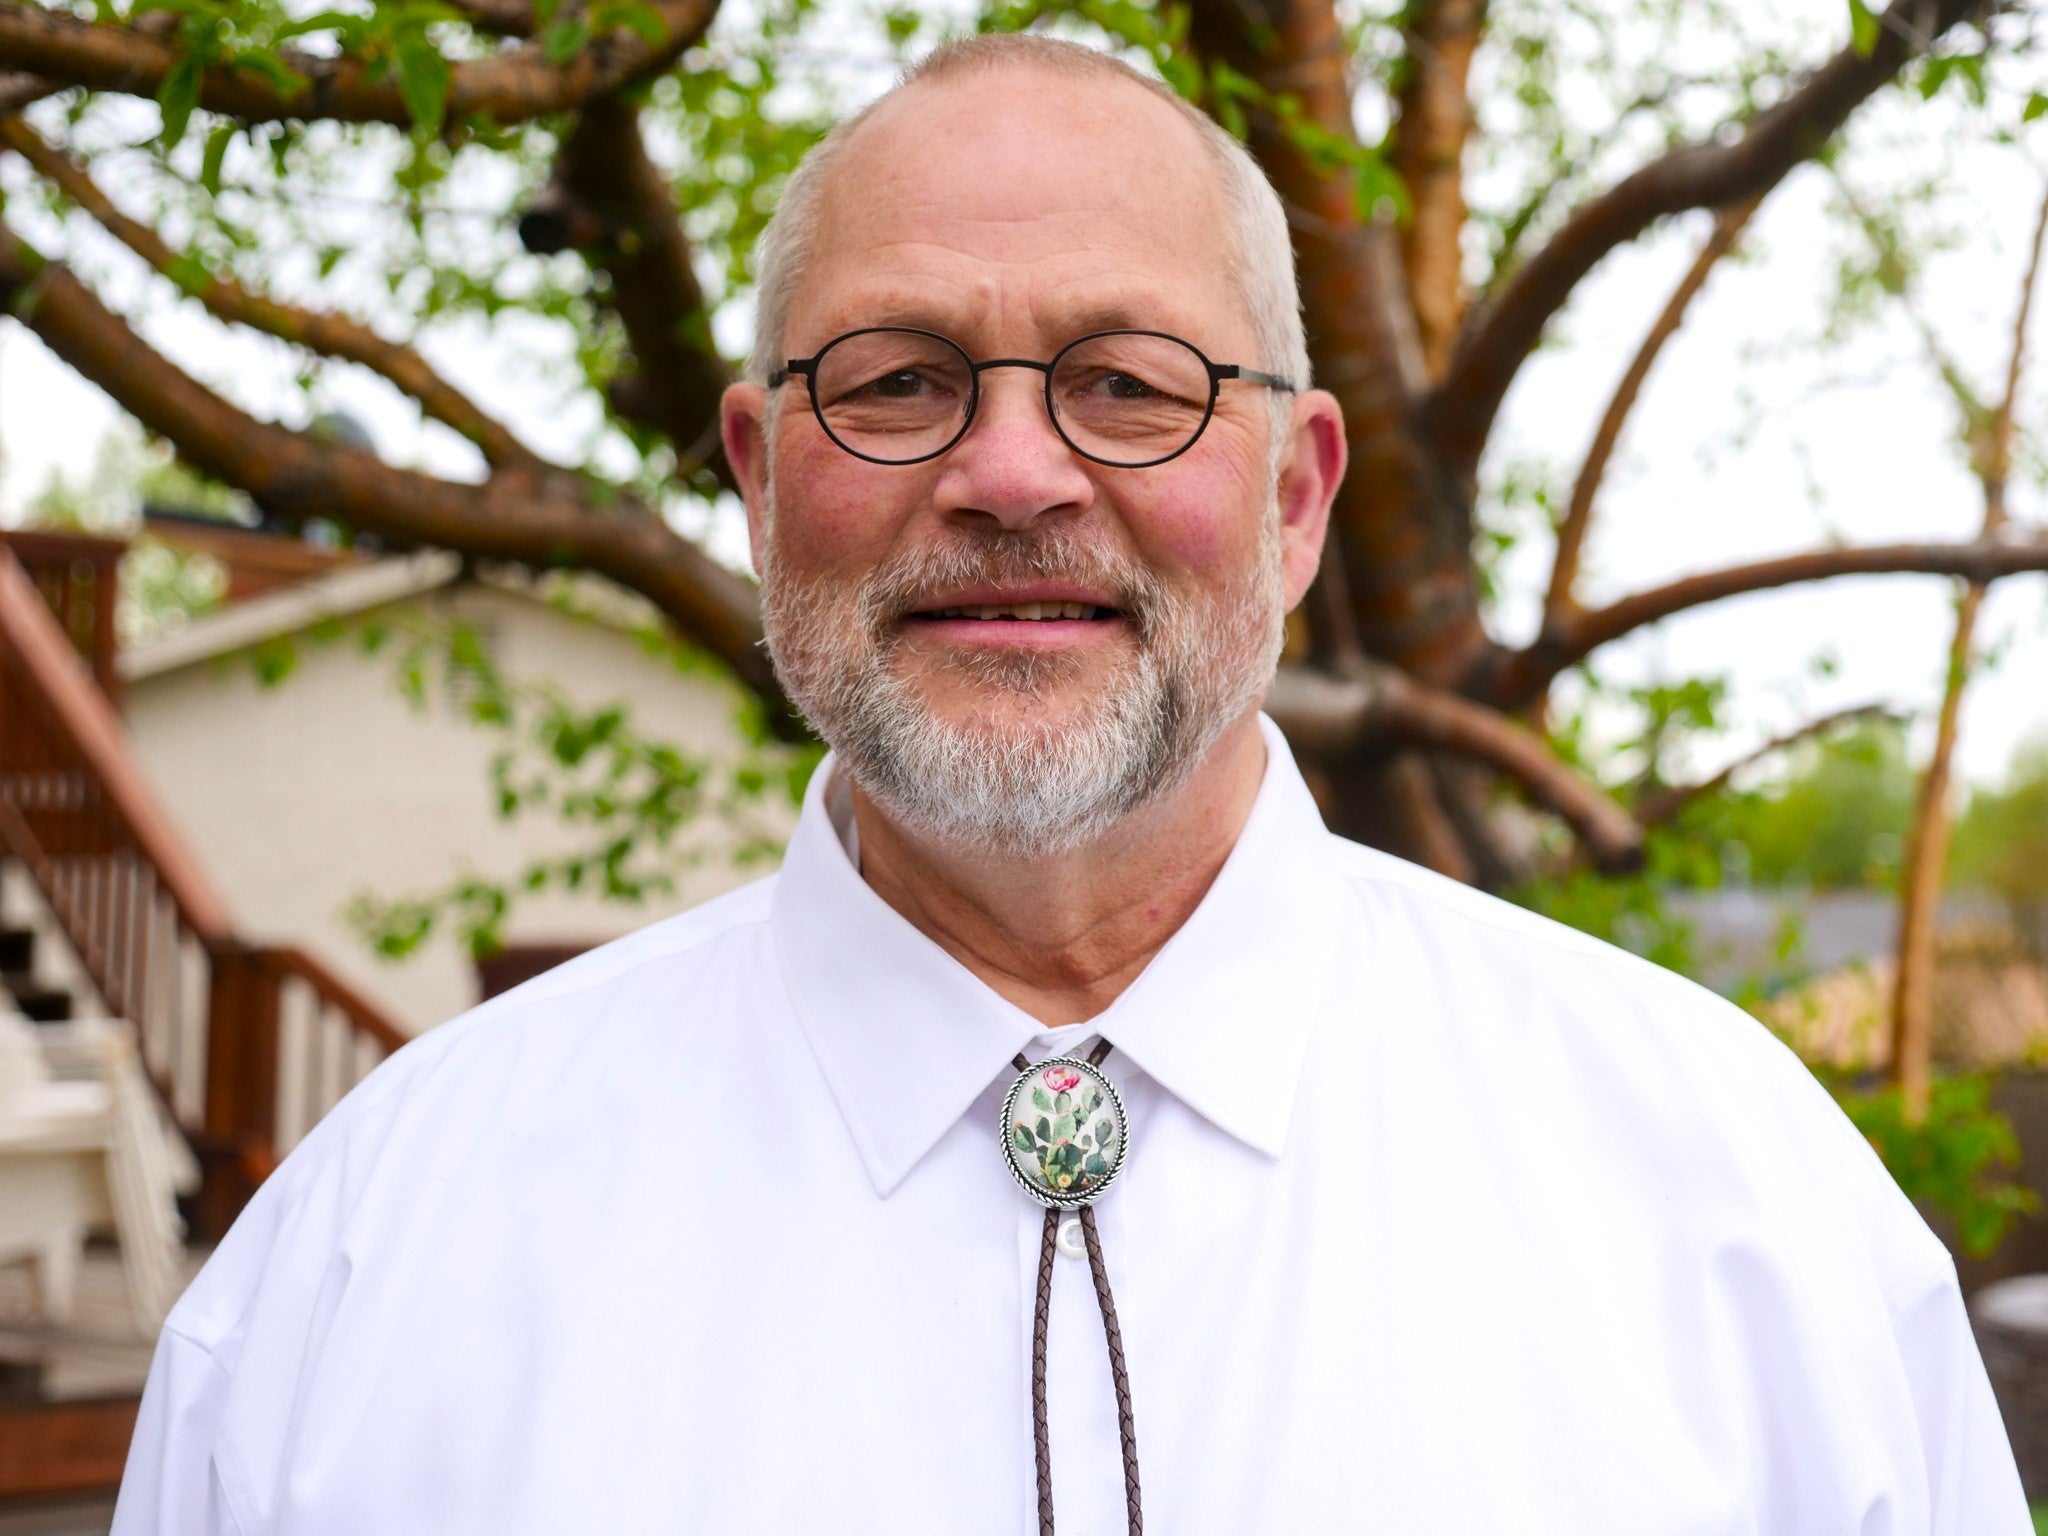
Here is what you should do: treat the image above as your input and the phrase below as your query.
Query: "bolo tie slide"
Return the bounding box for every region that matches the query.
[998,1039,1142,1536]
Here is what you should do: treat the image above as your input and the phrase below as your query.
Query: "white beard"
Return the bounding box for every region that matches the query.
[759,499,1284,858]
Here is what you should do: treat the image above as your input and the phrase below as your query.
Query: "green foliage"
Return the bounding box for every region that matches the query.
[1686,720,1917,890]
[242,593,827,960]
[1512,838,1704,978]
[1825,1071,2040,1257]
[1951,738,2048,900]
[22,426,235,643]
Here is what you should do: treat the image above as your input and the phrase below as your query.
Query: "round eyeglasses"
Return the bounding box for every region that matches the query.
[769,327,1298,469]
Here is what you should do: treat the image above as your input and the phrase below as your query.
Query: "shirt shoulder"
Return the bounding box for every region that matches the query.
[1315,830,1956,1308]
[166,871,783,1356]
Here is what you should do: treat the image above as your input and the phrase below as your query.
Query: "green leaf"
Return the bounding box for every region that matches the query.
[603,0,668,47]
[1035,1115,1051,1142]
[157,54,202,151]
[1011,1125,1035,1153]
[1095,1118,1114,1145]
[225,49,310,95]
[2026,92,2048,123]
[273,10,360,42]
[1054,1090,1071,1114]
[1084,1154,1109,1177]
[1031,1087,1052,1113]
[396,37,451,136]
[165,252,212,296]
[541,17,589,64]
[199,121,234,196]
[1846,0,1878,56]
[1051,1113,1076,1143]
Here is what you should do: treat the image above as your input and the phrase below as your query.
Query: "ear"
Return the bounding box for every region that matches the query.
[721,382,773,572]
[1274,389,1346,610]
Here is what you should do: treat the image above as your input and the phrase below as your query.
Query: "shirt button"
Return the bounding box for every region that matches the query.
[1056,1216,1087,1261]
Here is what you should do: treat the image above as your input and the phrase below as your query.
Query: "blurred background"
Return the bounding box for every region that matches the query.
[1,0,2047,1524]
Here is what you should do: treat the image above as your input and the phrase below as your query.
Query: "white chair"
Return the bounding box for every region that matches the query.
[0,1013,186,1337]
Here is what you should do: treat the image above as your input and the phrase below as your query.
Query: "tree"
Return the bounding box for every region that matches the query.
[2,0,2046,881]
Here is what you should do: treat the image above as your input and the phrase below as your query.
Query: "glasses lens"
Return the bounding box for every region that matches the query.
[811,330,973,462]
[1051,333,1212,465]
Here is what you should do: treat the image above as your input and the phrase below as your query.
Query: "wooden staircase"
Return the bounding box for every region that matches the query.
[0,530,417,1500]
[0,530,412,1237]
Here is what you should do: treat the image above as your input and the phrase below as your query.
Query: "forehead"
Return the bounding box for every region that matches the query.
[791,65,1244,351]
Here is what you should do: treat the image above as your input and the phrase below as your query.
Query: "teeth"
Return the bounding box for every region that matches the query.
[929,603,1103,621]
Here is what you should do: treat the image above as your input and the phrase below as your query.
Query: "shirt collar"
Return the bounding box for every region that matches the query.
[771,715,1344,1197]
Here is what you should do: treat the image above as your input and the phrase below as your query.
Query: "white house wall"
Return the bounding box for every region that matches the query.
[120,581,794,1036]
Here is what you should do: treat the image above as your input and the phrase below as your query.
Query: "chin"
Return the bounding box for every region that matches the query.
[899,649,1109,724]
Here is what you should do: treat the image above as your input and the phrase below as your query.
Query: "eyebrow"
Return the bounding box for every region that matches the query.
[815,297,1195,347]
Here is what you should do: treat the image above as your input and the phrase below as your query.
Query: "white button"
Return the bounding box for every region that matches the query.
[1056,1217,1086,1261]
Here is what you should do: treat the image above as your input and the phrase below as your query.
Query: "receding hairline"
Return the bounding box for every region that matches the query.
[811,52,1229,257]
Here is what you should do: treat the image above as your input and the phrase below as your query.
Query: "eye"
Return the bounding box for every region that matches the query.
[860,368,934,399]
[1099,371,1164,400]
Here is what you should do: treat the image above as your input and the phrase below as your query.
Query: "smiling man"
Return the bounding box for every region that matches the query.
[114,36,2026,1536]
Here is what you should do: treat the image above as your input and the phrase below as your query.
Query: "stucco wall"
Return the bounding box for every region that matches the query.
[120,578,795,1035]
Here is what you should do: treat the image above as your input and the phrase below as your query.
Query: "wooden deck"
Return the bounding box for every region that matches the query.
[0,1243,209,1524]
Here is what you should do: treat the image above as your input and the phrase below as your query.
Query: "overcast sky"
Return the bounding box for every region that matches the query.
[0,3,2043,792]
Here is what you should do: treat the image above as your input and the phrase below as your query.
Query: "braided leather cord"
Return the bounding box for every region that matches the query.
[1079,1202,1142,1535]
[1033,1204,1060,1536]
[1011,1040,1142,1536]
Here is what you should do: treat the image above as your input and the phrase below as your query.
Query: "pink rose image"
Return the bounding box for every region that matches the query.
[1042,1065,1082,1094]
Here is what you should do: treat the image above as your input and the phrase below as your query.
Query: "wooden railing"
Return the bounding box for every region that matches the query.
[1,529,124,702]
[0,547,410,1236]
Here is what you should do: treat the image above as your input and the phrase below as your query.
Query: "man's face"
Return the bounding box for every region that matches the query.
[723,67,1337,853]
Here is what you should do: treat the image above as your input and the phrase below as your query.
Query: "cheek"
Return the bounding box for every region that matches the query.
[770,438,920,571]
[1121,447,1269,575]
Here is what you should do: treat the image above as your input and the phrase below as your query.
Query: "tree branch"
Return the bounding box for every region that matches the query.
[0,0,714,128]
[1633,701,1899,826]
[1427,0,1989,485]
[1892,176,2048,1116]
[518,96,730,485]
[1542,197,1759,633]
[0,71,58,115]
[1266,662,1643,869]
[442,0,538,38]
[1189,0,1487,681]
[1389,0,1486,380]
[1990,174,2048,485]
[1490,532,2048,708]
[2,116,545,474]
[0,215,781,709]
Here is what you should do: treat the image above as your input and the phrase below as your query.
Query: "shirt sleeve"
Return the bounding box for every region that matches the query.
[109,1325,251,1536]
[1891,1259,2034,1535]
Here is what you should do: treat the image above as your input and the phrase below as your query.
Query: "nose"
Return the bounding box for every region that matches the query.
[929,367,1095,531]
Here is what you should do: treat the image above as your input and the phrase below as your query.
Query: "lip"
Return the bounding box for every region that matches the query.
[909,582,1121,613]
[899,613,1125,650]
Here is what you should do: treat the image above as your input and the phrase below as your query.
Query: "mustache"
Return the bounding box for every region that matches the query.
[854,527,1165,633]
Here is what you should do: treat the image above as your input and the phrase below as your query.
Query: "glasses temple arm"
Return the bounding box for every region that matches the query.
[1219,365,1298,392]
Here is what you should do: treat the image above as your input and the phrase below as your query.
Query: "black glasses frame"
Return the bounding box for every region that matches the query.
[769,326,1298,469]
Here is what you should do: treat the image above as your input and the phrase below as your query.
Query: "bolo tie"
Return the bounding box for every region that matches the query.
[998,1037,1142,1536]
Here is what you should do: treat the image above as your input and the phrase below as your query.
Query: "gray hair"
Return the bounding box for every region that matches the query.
[746,34,1310,430]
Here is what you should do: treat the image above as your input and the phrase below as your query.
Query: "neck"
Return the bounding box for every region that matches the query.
[849,712,1269,1026]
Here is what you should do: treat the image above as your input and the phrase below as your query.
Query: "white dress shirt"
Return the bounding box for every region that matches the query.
[114,718,2027,1534]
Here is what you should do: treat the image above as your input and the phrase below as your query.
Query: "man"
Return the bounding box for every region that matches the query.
[115,36,2026,1536]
